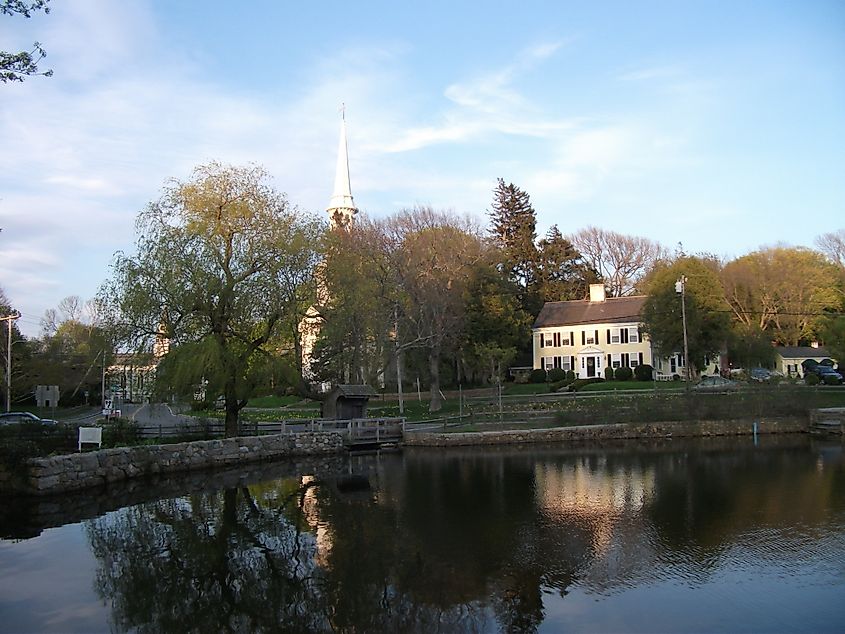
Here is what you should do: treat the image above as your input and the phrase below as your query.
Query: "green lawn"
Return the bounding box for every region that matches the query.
[246,395,310,408]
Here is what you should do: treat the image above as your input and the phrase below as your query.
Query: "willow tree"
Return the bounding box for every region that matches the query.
[102,162,321,435]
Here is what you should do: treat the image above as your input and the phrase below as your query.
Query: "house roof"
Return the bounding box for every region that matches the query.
[773,346,831,360]
[533,295,646,329]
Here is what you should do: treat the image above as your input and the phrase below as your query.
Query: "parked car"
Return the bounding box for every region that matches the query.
[0,411,58,425]
[693,376,742,392]
[812,365,844,384]
[749,368,773,383]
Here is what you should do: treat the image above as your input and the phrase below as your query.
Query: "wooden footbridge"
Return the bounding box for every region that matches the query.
[262,417,405,448]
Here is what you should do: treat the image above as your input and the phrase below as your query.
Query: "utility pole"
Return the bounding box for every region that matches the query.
[1,311,21,412]
[675,276,690,389]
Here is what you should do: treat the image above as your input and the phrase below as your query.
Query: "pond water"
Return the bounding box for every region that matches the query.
[1,436,843,633]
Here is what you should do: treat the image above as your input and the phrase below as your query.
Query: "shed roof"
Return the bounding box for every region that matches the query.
[330,384,378,398]
[533,295,646,329]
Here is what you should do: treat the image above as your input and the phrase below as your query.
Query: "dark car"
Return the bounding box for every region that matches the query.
[812,366,844,384]
[749,367,773,382]
[0,411,58,425]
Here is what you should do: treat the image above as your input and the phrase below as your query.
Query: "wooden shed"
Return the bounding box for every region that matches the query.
[322,384,378,420]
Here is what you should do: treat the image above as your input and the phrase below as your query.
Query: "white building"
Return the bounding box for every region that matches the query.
[533,284,687,379]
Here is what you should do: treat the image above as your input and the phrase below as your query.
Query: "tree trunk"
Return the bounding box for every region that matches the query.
[428,345,442,412]
[224,380,239,437]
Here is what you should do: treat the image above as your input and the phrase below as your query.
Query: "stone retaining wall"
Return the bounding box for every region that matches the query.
[403,417,808,447]
[2,432,344,496]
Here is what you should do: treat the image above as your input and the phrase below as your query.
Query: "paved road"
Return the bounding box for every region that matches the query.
[124,403,198,432]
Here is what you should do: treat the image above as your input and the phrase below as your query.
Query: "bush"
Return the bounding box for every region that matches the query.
[615,366,633,381]
[672,374,681,381]
[101,419,142,447]
[566,370,576,382]
[603,366,614,380]
[634,364,654,381]
[529,369,548,383]
[823,374,841,386]
[569,377,605,392]
[547,368,566,383]
[805,373,820,386]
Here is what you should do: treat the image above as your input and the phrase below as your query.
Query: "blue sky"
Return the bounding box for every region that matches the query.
[1,0,843,336]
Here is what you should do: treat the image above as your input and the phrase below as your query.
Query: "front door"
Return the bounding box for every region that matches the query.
[586,356,596,378]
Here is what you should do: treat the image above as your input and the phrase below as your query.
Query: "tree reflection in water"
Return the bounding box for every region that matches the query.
[83,439,844,633]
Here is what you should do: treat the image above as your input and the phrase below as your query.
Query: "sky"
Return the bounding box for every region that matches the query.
[1,0,843,336]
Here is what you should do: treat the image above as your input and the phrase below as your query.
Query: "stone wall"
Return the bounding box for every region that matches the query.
[403,417,808,447]
[1,432,344,496]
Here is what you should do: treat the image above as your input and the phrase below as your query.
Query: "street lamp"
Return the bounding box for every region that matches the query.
[1,311,21,412]
[675,276,690,388]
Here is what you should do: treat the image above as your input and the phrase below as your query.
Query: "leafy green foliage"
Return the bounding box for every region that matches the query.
[615,366,633,381]
[529,369,547,383]
[547,367,566,382]
[641,256,732,372]
[805,373,820,386]
[634,364,654,381]
[603,366,614,380]
[101,162,321,435]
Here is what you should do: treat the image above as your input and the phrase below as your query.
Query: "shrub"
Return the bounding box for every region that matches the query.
[603,366,614,380]
[615,366,633,381]
[101,419,142,447]
[569,377,605,392]
[823,374,841,386]
[548,368,566,383]
[566,370,576,382]
[634,364,654,381]
[805,373,820,386]
[529,369,547,383]
[672,374,681,381]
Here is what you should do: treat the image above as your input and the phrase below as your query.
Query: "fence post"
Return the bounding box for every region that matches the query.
[158,424,162,441]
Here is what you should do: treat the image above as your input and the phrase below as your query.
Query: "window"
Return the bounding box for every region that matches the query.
[611,328,620,344]
[544,358,554,370]
[585,331,595,345]
[561,332,571,346]
[629,356,639,368]
[612,353,621,368]
[544,333,553,347]
[562,357,571,371]
[629,327,639,343]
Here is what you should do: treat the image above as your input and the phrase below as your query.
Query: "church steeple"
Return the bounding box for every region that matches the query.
[326,105,358,228]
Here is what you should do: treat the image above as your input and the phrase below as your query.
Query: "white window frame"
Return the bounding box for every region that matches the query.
[612,353,622,369]
[585,332,595,345]
[544,333,553,347]
[629,327,639,343]
[611,328,620,344]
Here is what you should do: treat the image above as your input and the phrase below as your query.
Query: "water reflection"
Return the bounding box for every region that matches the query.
[3,436,843,633]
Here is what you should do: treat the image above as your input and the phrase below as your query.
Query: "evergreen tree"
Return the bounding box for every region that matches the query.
[489,178,538,294]
[535,225,595,307]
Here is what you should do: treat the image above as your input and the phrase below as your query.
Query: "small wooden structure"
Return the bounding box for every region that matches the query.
[322,384,378,420]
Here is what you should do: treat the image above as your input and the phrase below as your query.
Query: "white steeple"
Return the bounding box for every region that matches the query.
[326,105,358,228]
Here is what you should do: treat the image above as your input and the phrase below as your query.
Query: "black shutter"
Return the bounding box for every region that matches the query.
[606,329,610,344]
[582,331,585,345]
[595,330,599,344]
[639,352,644,365]
[539,334,544,348]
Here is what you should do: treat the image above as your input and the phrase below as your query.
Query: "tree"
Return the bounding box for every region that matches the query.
[310,216,397,386]
[720,247,843,346]
[569,226,668,297]
[641,256,732,373]
[1,0,53,83]
[390,208,488,412]
[815,229,845,268]
[489,179,538,295]
[101,162,321,435]
[534,225,595,305]
[819,316,845,366]
[460,264,532,384]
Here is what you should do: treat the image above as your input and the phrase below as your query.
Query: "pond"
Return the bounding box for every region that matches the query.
[1,436,843,633]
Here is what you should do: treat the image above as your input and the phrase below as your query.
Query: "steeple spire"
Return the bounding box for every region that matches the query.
[327,104,358,228]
